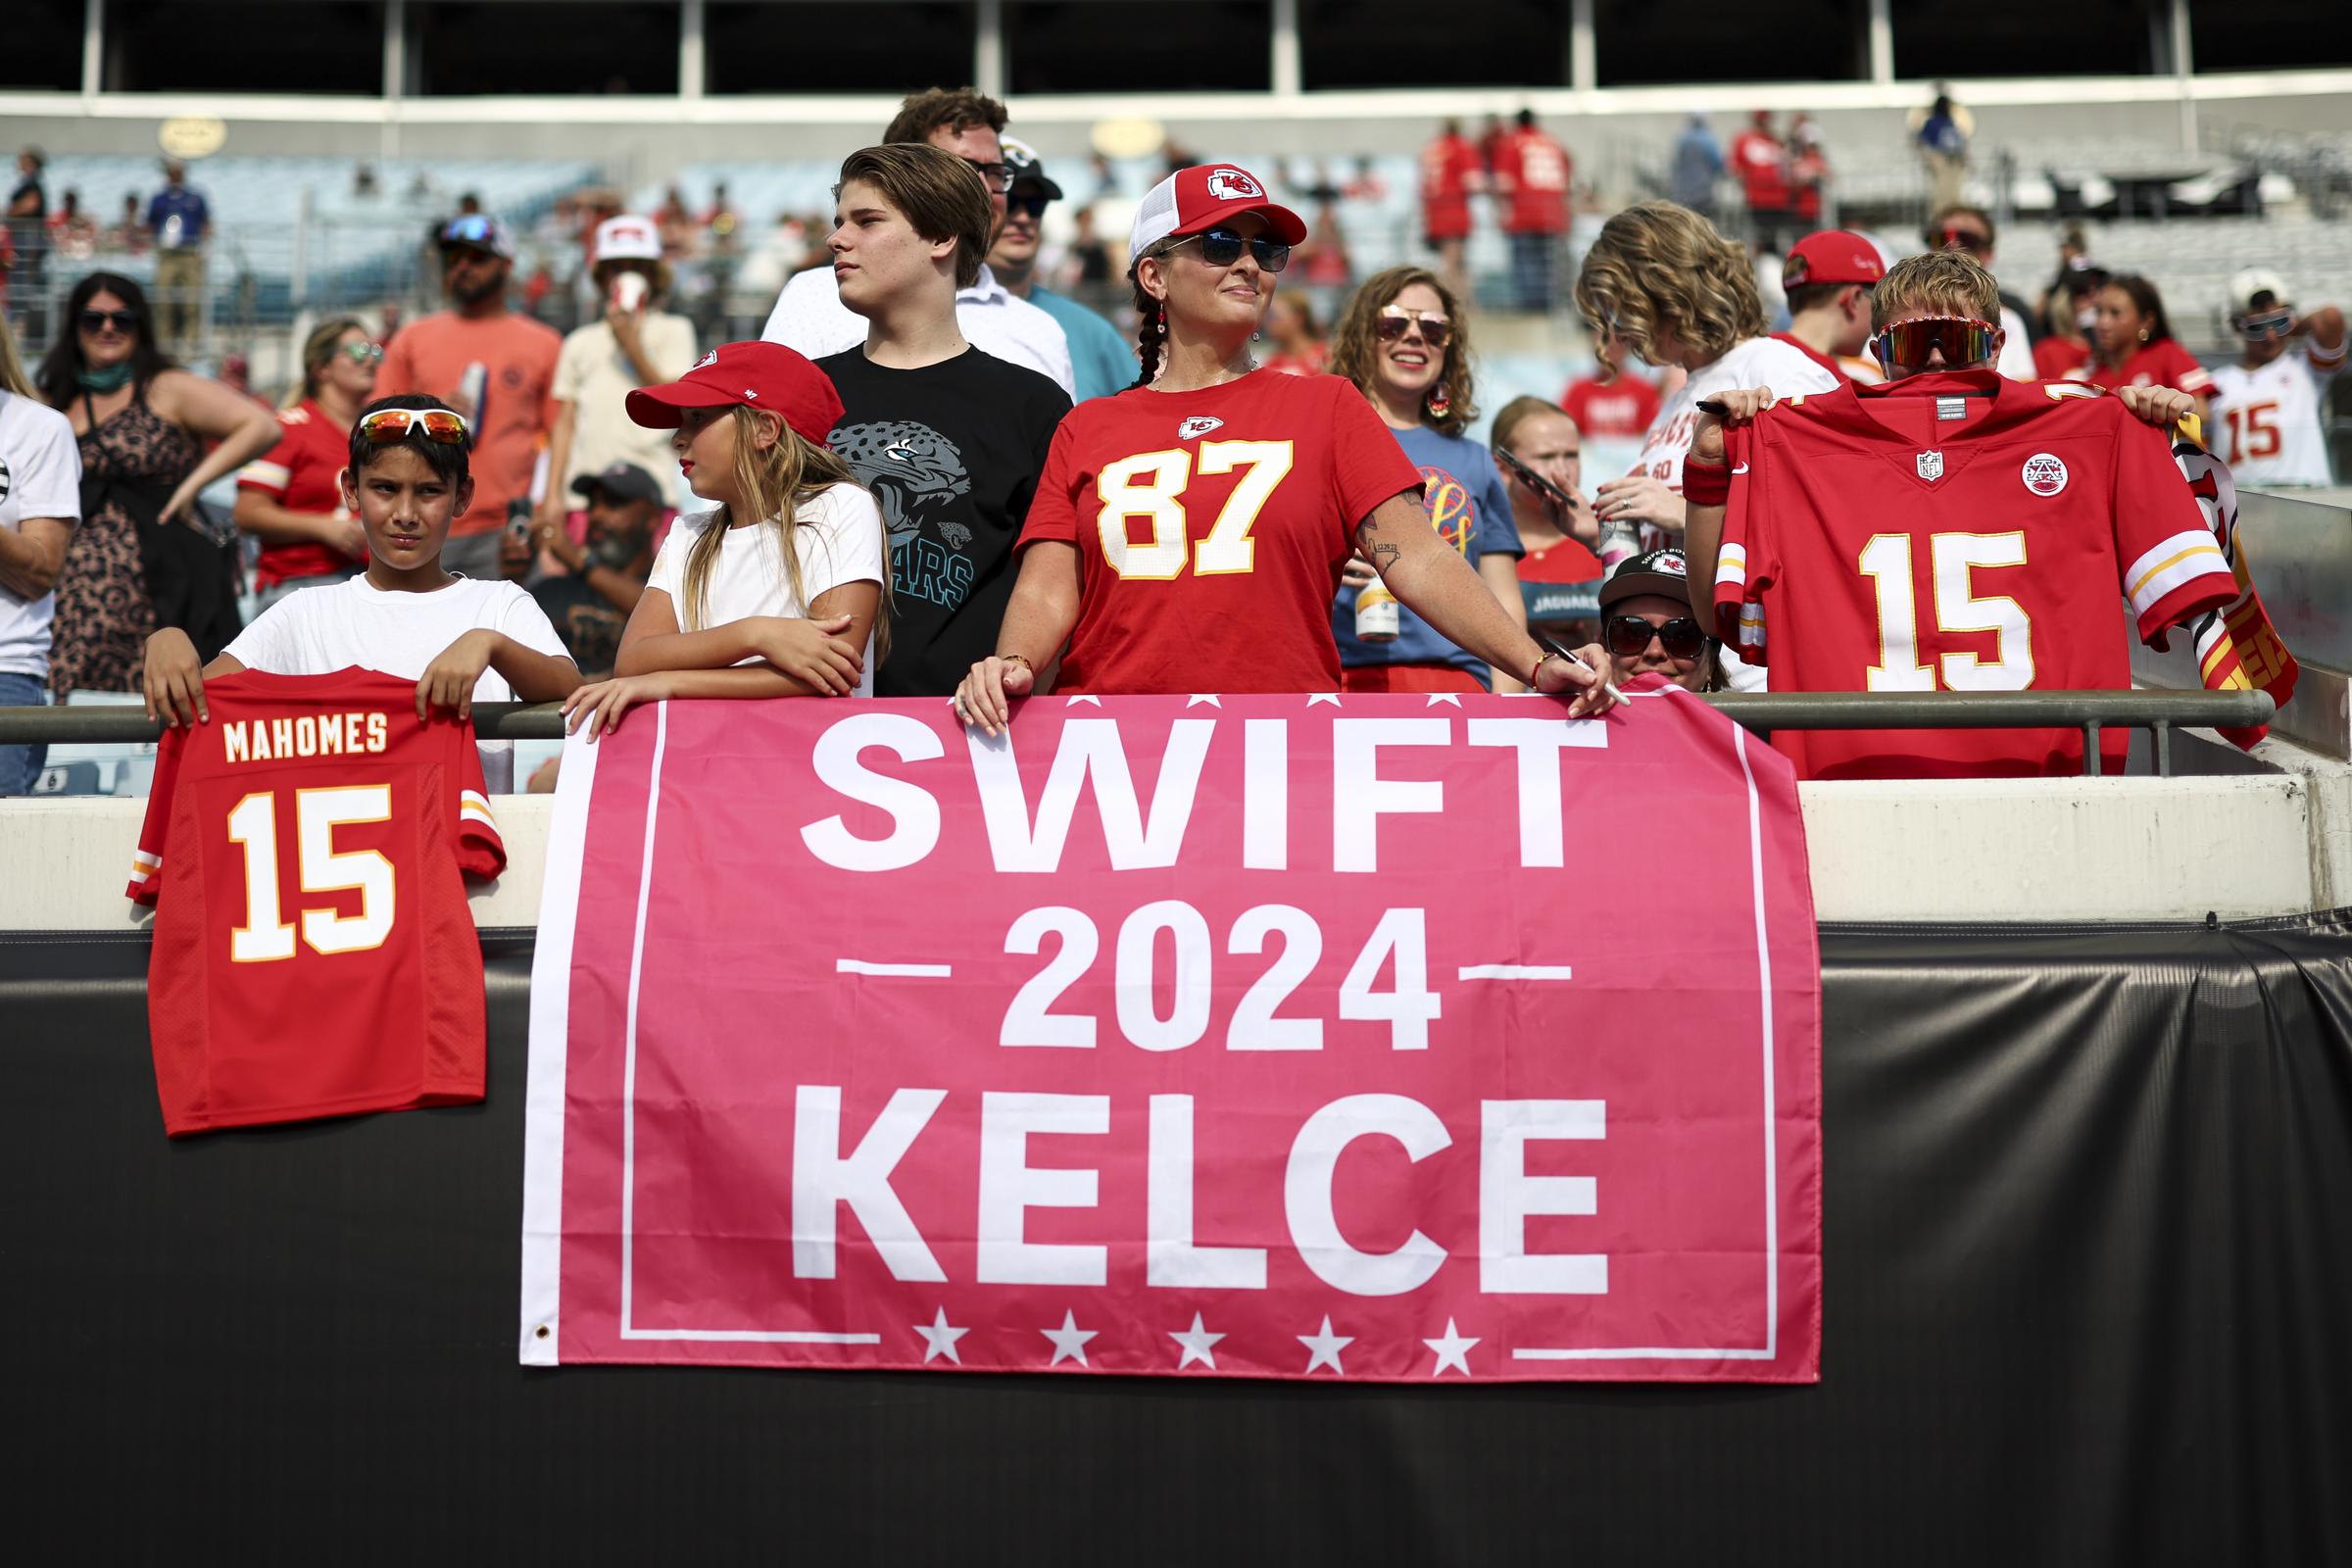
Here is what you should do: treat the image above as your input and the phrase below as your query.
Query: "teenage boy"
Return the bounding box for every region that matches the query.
[761,87,1074,397]
[1774,229,1886,384]
[140,394,580,791]
[815,143,1071,699]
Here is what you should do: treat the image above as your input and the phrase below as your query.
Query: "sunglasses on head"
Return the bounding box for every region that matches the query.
[2236,309,2294,339]
[1872,315,1996,370]
[1175,228,1291,272]
[1605,613,1706,662]
[1376,309,1452,349]
[1933,227,1991,255]
[358,407,470,446]
[337,341,386,366]
[79,309,139,334]
[1005,192,1049,220]
[961,159,1013,194]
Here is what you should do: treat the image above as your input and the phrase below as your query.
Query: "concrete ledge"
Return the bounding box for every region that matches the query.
[4,770,2337,934]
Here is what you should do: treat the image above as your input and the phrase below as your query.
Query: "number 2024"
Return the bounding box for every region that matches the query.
[1003,903,1440,1052]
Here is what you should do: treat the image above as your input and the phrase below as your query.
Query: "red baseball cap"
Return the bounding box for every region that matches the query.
[1129,164,1308,265]
[1782,230,1886,289]
[625,340,844,446]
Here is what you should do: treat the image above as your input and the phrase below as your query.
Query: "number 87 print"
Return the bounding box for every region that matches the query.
[1095,441,1295,579]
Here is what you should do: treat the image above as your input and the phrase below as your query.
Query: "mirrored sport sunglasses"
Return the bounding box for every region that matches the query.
[1376,309,1452,349]
[357,407,470,445]
[1605,613,1707,662]
[1872,315,1996,369]
[1176,228,1291,272]
[2236,309,2294,339]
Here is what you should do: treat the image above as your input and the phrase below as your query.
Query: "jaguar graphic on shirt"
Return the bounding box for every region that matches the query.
[829,417,975,610]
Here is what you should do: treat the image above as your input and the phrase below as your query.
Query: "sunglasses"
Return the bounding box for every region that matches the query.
[2236,310,2294,339]
[1376,309,1453,349]
[1005,193,1049,220]
[358,407,471,445]
[79,309,139,334]
[1175,228,1291,272]
[1933,227,1991,256]
[1872,315,1996,369]
[962,159,1013,194]
[337,341,386,366]
[1605,613,1706,661]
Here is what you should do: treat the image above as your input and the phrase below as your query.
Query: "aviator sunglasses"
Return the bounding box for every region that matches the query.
[79,309,140,334]
[1175,228,1291,272]
[357,407,471,445]
[1872,315,1995,370]
[1376,309,1453,349]
[1605,614,1706,661]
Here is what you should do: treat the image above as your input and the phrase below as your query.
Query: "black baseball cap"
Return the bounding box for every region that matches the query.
[570,461,662,506]
[1598,548,1694,612]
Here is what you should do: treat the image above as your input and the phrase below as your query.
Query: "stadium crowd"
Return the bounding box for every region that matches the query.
[0,84,2342,798]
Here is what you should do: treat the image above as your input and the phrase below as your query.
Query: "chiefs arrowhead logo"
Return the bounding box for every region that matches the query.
[690,349,717,371]
[1178,416,1224,441]
[1203,169,1263,202]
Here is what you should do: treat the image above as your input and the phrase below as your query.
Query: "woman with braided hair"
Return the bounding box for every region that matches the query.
[954,164,1616,731]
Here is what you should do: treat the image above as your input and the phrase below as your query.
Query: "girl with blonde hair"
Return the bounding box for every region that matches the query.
[1326,265,1531,694]
[561,340,889,739]
[234,315,381,608]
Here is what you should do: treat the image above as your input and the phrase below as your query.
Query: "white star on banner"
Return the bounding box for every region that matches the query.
[1186,694,1223,708]
[1168,1312,1225,1370]
[1307,693,1342,707]
[1424,693,1463,707]
[1422,1318,1478,1377]
[1041,1309,1098,1367]
[1064,695,1102,707]
[1298,1315,1353,1374]
[912,1306,969,1365]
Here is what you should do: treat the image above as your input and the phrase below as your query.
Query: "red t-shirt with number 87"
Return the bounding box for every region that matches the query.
[1016,368,1424,695]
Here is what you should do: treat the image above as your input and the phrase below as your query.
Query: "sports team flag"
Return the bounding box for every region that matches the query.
[520,688,1822,1383]
[2171,422,2298,749]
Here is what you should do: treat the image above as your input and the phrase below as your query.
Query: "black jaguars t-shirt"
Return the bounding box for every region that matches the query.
[817,345,1071,697]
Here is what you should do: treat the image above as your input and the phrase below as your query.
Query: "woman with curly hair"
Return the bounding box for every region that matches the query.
[953,164,1616,732]
[1572,201,1840,553]
[1327,265,1529,693]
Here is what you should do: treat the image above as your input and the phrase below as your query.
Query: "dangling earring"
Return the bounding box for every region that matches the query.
[1426,384,1452,419]
[2137,327,2150,342]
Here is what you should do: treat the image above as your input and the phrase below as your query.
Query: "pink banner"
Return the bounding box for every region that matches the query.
[520,688,1821,1382]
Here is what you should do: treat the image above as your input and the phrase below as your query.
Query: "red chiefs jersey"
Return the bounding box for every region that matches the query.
[2087,337,2215,399]
[1713,371,2236,780]
[1017,369,1423,695]
[1419,133,1482,240]
[128,670,506,1136]
[1494,127,1571,235]
[236,399,358,588]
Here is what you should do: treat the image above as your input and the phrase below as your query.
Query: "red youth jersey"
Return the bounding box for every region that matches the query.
[1494,128,1572,234]
[1714,372,2236,780]
[129,670,506,1135]
[236,399,356,588]
[1561,373,1662,439]
[1419,133,1483,240]
[2088,337,2214,399]
[1017,369,1423,695]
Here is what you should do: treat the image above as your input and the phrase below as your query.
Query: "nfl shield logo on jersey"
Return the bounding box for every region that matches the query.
[2022,453,2069,496]
[1916,451,1944,482]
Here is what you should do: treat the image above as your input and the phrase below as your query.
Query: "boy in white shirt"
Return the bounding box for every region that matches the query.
[141,395,581,790]
[2208,270,2346,489]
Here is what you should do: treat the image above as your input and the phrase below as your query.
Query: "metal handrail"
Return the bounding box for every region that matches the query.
[0,690,2276,779]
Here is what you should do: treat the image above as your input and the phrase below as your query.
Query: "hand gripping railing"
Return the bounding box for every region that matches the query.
[0,690,2276,780]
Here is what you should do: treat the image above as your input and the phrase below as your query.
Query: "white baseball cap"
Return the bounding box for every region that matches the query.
[593,215,664,267]
[2227,268,2290,318]
[1128,164,1306,266]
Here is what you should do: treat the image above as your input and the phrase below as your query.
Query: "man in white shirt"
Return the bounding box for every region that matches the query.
[760,86,1074,397]
[0,381,81,795]
[2208,269,2346,489]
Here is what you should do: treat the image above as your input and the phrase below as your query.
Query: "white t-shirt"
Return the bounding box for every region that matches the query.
[2209,349,2343,488]
[552,312,700,507]
[646,483,889,698]
[0,390,84,679]
[761,263,1076,398]
[222,573,573,791]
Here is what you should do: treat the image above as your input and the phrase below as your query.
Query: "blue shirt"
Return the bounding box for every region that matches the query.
[1332,422,1522,682]
[147,186,210,246]
[1028,286,1138,404]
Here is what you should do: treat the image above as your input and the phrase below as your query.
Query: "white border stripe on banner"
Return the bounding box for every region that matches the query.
[617,702,670,1340]
[516,715,605,1365]
[836,959,956,978]
[1456,964,1575,981]
[1509,690,1781,1364]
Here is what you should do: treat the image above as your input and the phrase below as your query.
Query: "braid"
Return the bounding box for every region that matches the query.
[1129,264,1164,389]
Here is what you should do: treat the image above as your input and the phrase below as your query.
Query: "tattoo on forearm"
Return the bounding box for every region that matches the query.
[1369,542,1399,568]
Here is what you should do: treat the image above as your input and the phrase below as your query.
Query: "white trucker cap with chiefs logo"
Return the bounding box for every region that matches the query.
[1129,164,1308,264]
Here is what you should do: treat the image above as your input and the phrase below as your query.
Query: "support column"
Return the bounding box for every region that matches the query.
[1868,0,1893,84]
[2170,0,2197,151]
[382,0,406,159]
[681,0,706,101]
[1570,0,1596,93]
[82,0,105,96]
[976,0,1005,100]
[1273,0,1301,99]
